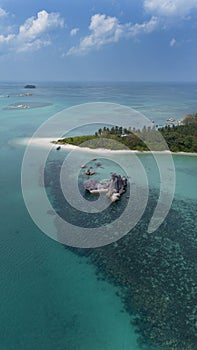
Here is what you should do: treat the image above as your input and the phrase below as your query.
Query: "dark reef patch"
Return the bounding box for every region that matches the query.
[44,159,129,228]
[45,159,197,350]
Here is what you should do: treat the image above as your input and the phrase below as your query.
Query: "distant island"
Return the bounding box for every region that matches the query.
[54,113,197,153]
[24,84,36,89]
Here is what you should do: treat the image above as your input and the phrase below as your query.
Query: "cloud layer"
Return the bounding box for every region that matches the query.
[170,38,176,47]
[67,14,158,55]
[0,7,8,17]
[70,28,79,36]
[144,0,197,17]
[0,9,64,53]
[0,2,196,57]
[66,1,197,56]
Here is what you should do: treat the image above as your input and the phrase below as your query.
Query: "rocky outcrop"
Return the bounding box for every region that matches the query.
[84,173,127,202]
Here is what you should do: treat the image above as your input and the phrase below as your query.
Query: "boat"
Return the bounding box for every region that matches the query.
[85,169,95,175]
[167,117,176,123]
[16,104,29,109]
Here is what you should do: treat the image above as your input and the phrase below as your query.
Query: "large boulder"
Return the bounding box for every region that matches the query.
[84,174,127,201]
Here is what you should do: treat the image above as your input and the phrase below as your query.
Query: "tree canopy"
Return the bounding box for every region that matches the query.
[55,113,197,153]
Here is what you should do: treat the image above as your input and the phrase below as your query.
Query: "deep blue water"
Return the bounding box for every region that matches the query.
[0,82,196,350]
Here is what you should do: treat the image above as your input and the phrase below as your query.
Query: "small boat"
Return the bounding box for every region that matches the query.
[80,164,86,169]
[85,169,95,176]
[167,117,176,123]
[17,104,29,109]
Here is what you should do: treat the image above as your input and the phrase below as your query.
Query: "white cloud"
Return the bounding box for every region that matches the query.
[18,10,64,41]
[70,28,79,36]
[16,10,64,52]
[170,37,176,47]
[144,0,197,17]
[0,10,65,53]
[67,14,158,55]
[128,16,158,36]
[16,38,51,53]
[0,7,8,17]
[0,33,15,43]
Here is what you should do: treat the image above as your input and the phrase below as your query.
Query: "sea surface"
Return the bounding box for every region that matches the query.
[0,82,196,350]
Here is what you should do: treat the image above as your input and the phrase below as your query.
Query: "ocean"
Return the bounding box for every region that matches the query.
[0,82,196,350]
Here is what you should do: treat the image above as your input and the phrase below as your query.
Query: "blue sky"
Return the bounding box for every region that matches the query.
[0,0,197,81]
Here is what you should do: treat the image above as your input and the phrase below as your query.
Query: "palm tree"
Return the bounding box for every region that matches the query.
[98,128,102,136]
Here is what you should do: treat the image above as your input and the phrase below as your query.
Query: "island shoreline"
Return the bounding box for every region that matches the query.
[14,137,197,156]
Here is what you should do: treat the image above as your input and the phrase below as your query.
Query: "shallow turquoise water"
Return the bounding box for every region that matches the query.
[0,82,197,350]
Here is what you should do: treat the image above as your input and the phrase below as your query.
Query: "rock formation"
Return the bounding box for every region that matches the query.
[84,173,127,202]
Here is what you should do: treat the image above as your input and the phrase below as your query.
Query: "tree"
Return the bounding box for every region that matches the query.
[115,125,119,134]
[119,126,123,135]
[98,128,102,136]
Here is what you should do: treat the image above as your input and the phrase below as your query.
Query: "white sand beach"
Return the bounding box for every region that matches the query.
[13,137,197,156]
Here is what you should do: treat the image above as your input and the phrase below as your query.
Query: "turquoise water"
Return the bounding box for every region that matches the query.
[0,82,197,350]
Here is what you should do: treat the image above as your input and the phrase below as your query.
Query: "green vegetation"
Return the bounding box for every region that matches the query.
[54,113,197,153]
[160,113,197,152]
[55,134,96,146]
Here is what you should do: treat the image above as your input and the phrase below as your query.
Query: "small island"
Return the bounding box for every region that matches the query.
[54,113,197,153]
[24,84,36,89]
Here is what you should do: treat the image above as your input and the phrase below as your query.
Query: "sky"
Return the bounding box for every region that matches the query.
[0,0,197,81]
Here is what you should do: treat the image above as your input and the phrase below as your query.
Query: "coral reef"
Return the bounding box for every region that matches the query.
[45,159,197,350]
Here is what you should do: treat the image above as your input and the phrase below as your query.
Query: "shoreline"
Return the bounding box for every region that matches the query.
[14,137,197,156]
